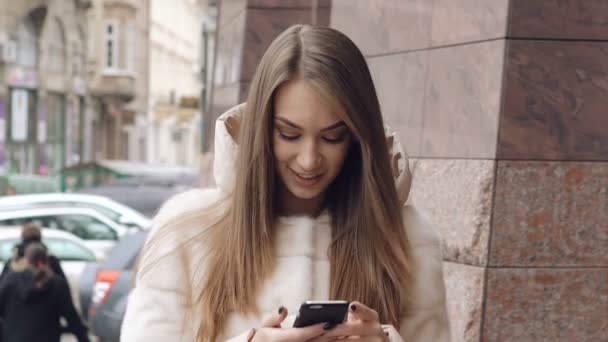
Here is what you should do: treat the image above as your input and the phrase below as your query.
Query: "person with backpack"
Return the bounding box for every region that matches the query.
[0,242,90,342]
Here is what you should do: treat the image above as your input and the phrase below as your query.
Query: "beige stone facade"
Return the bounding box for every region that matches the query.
[147,0,217,167]
[0,0,91,178]
[87,0,150,161]
[0,0,150,192]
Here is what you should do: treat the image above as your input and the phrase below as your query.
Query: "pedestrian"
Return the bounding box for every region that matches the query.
[122,25,450,342]
[0,222,67,285]
[0,242,90,342]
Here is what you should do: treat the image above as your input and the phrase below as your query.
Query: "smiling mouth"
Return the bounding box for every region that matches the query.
[290,169,324,185]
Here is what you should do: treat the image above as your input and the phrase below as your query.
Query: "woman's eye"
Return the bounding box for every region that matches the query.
[322,133,347,144]
[278,132,300,141]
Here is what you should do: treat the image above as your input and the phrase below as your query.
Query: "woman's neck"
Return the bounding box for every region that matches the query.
[277,186,326,217]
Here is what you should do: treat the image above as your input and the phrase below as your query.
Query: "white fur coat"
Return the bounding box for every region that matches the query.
[121,105,451,341]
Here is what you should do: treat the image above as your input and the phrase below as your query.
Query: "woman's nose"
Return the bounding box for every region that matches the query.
[297,140,322,171]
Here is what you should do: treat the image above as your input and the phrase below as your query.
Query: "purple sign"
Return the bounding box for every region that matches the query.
[7,67,38,89]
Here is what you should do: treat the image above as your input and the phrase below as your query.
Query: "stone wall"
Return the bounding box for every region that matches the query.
[333,1,608,341]
[209,1,608,340]
[205,0,331,152]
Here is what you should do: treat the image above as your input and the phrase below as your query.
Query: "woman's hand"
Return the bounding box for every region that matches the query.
[250,307,327,342]
[310,301,389,342]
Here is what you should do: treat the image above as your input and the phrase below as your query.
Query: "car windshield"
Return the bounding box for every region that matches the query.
[0,237,96,262]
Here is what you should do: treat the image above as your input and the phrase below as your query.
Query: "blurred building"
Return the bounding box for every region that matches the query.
[146,0,217,167]
[0,0,91,179]
[87,0,150,162]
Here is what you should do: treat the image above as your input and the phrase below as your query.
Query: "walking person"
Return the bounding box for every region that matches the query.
[122,25,450,341]
[0,222,67,284]
[0,243,90,342]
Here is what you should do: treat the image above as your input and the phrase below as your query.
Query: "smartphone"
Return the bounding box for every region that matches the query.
[292,300,350,328]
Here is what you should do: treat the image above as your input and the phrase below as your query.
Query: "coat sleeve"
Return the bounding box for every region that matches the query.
[120,222,197,342]
[49,255,68,282]
[385,206,451,342]
[57,277,90,342]
[121,189,252,342]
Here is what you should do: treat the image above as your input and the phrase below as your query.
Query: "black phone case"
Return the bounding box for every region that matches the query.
[292,302,349,328]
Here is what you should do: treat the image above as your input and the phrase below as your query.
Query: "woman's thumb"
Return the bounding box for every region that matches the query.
[262,306,288,328]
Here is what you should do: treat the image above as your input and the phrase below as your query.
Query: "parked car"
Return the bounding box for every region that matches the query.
[80,230,148,340]
[0,227,99,310]
[0,207,131,256]
[0,193,151,229]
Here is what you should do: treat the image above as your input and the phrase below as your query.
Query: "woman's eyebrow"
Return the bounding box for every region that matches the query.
[275,117,346,131]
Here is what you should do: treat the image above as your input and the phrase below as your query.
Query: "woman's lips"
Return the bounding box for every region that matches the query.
[291,169,323,187]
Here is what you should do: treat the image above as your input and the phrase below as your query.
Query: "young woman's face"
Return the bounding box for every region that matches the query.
[273,79,352,203]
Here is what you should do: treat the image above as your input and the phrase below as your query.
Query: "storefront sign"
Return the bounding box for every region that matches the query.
[11,89,29,142]
[7,67,38,89]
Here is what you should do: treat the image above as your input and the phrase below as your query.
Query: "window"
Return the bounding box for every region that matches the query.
[0,238,95,263]
[104,20,118,70]
[126,21,136,71]
[56,214,118,241]
[47,19,66,72]
[0,240,18,262]
[17,18,37,67]
[0,214,118,241]
[44,238,96,262]
[103,19,136,73]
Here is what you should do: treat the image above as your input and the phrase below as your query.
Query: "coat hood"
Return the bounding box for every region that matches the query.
[212,103,412,204]
[4,268,54,303]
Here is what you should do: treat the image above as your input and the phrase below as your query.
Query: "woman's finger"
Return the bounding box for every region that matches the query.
[283,322,327,341]
[348,302,379,322]
[262,306,288,328]
[321,321,381,339]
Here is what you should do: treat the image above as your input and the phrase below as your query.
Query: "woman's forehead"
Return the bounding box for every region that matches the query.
[273,79,346,128]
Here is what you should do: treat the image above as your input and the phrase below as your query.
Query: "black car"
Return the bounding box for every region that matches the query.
[80,230,148,341]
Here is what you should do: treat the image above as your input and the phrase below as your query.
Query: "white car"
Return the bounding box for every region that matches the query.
[0,207,131,256]
[0,227,99,311]
[0,193,151,230]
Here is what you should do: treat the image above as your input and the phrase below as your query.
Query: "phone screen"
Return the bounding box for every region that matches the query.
[293,300,350,328]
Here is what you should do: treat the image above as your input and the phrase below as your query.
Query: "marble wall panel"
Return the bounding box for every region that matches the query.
[490,161,608,267]
[409,158,495,266]
[247,0,331,8]
[430,0,509,46]
[241,9,314,82]
[368,51,428,157]
[444,262,485,342]
[220,0,247,28]
[420,40,505,159]
[331,0,434,56]
[509,0,608,40]
[484,268,608,341]
[499,40,608,161]
[214,9,246,87]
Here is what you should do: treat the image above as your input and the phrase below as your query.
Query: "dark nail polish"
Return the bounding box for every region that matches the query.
[278,306,285,315]
[385,331,389,336]
[350,304,357,312]
[323,322,335,331]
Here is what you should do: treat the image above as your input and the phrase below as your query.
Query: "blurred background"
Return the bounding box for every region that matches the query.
[0,0,606,341]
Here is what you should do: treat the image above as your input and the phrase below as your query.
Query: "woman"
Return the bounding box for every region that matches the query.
[122,25,450,341]
[0,243,90,342]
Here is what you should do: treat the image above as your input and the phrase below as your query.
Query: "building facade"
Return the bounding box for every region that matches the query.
[147,0,216,167]
[87,0,150,162]
[0,0,91,186]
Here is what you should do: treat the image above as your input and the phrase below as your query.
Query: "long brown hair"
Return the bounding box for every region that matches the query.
[147,25,413,342]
